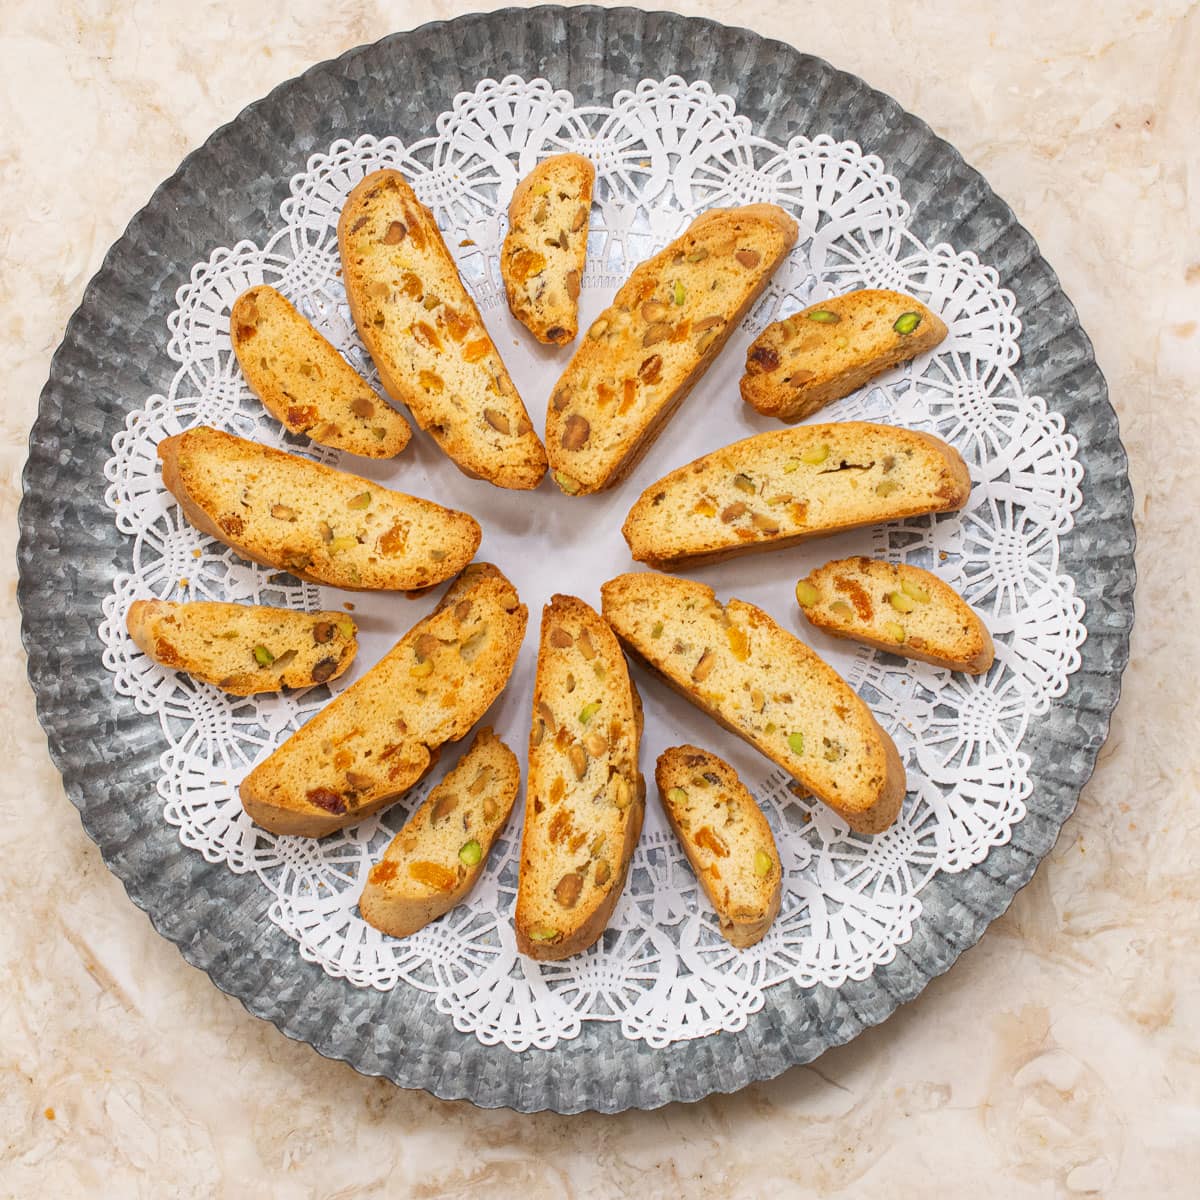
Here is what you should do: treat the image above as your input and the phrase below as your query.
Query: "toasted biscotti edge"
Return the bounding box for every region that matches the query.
[798,558,995,675]
[655,745,781,948]
[503,154,595,344]
[515,594,645,960]
[741,289,948,423]
[126,599,358,695]
[600,573,906,835]
[359,728,520,938]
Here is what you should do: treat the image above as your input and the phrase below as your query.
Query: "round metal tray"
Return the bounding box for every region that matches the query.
[17,6,1134,1112]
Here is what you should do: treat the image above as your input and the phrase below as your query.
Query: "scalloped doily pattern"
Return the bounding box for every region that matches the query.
[99,76,1084,1050]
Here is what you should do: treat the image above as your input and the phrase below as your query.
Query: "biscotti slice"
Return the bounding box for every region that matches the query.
[359,728,519,938]
[622,422,971,570]
[797,557,994,674]
[239,564,528,837]
[126,599,357,695]
[501,154,595,345]
[656,746,781,948]
[230,285,411,458]
[742,289,948,423]
[338,170,547,489]
[515,595,645,960]
[602,573,905,834]
[545,204,799,495]
[158,425,481,591]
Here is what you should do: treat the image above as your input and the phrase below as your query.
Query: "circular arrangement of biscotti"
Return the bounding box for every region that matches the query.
[138,158,992,956]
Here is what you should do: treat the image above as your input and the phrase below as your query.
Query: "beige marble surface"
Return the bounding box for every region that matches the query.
[1,1,1195,1195]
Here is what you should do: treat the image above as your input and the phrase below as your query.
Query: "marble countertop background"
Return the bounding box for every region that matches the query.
[1,1,1195,1196]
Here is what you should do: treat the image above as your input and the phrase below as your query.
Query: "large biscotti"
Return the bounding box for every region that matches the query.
[655,745,781,948]
[158,425,481,591]
[622,422,971,570]
[545,204,799,495]
[230,284,412,457]
[338,169,547,490]
[501,154,595,345]
[797,556,994,674]
[126,599,358,695]
[601,572,906,834]
[239,564,528,837]
[515,595,645,960]
[359,728,519,938]
[741,289,948,423]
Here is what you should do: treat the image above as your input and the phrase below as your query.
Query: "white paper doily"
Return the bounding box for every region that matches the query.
[99,76,1085,1050]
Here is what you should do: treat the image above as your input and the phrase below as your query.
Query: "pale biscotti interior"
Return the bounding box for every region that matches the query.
[158,425,481,592]
[502,153,595,345]
[516,595,644,959]
[545,203,799,495]
[622,421,971,569]
[338,169,547,490]
[360,728,519,938]
[239,564,528,837]
[601,572,904,834]
[741,288,948,423]
[656,745,781,948]
[797,557,995,674]
[126,599,357,696]
[230,285,412,458]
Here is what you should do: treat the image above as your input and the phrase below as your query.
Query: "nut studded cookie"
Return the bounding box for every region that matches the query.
[545,204,798,495]
[515,595,645,960]
[126,600,358,695]
[338,169,547,490]
[158,425,481,592]
[796,557,994,674]
[655,745,782,948]
[230,285,411,457]
[602,572,906,835]
[239,564,527,837]
[360,728,520,938]
[622,422,971,570]
[501,153,595,345]
[741,289,948,423]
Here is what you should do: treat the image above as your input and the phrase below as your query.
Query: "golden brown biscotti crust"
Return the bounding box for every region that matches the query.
[515,594,645,960]
[126,599,358,695]
[601,572,905,834]
[359,728,520,938]
[621,421,971,570]
[545,203,799,496]
[655,745,781,948]
[158,425,481,592]
[238,563,528,837]
[230,285,412,457]
[502,154,595,344]
[741,289,948,423]
[797,557,995,674]
[338,169,547,490]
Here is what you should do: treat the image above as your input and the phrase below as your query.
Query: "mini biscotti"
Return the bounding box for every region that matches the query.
[126,600,358,695]
[741,289,948,423]
[515,595,645,960]
[545,204,799,495]
[656,746,781,948]
[622,422,971,570]
[230,284,412,457]
[797,557,994,674]
[239,564,528,837]
[158,425,481,591]
[338,169,547,490]
[501,154,595,345]
[359,728,520,938]
[601,572,906,834]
